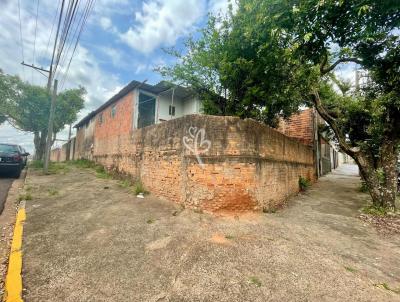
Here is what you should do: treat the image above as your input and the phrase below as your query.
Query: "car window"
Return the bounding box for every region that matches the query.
[0,144,19,153]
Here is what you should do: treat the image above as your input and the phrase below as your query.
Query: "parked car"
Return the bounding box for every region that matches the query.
[0,143,29,178]
[18,145,29,167]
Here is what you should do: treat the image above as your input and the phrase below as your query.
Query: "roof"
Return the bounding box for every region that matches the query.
[74,80,195,128]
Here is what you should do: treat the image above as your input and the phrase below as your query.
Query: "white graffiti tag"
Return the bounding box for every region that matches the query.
[183,126,211,168]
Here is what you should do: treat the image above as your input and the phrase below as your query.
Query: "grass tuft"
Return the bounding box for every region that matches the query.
[248,276,262,287]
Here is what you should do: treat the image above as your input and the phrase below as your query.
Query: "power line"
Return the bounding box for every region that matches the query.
[43,0,61,63]
[53,0,80,76]
[32,0,40,84]
[17,0,25,81]
[60,0,96,90]
[48,0,66,90]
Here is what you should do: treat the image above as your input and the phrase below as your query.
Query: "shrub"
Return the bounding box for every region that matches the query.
[299,176,311,191]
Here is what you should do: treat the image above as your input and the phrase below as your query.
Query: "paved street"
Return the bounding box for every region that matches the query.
[0,175,13,215]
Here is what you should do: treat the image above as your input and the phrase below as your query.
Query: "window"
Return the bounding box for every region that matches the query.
[98,113,103,125]
[111,104,117,118]
[137,92,156,128]
[169,105,175,116]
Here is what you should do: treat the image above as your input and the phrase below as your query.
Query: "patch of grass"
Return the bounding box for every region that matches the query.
[146,218,155,224]
[70,159,96,169]
[374,283,400,294]
[299,176,311,191]
[95,165,112,179]
[225,235,234,240]
[18,193,32,201]
[47,188,59,196]
[362,205,388,216]
[47,162,71,174]
[344,266,357,273]
[29,160,43,169]
[118,179,132,188]
[248,276,262,287]
[132,180,148,195]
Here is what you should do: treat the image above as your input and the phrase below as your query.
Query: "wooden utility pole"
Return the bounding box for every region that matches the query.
[43,79,58,173]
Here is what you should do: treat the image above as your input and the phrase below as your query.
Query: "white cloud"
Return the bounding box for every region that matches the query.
[0,0,122,153]
[100,17,112,30]
[208,0,238,16]
[120,0,206,54]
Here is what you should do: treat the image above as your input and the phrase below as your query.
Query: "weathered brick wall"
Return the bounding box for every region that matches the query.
[90,114,314,212]
[278,109,314,146]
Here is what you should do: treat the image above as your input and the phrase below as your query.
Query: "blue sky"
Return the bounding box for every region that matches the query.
[0,0,234,152]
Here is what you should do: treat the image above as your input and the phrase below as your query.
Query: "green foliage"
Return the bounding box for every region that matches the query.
[359,181,369,193]
[133,180,148,195]
[29,160,44,169]
[248,276,262,287]
[18,193,32,201]
[362,205,388,216]
[0,70,86,157]
[299,176,311,191]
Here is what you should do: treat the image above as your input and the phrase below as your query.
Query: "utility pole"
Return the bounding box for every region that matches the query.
[43,79,58,173]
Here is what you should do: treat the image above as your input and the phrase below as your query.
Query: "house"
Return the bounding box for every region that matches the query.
[74,80,203,159]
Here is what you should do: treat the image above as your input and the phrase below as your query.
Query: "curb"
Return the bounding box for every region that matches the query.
[3,169,28,302]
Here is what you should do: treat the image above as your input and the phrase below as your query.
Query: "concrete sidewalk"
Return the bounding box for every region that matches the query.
[21,164,399,301]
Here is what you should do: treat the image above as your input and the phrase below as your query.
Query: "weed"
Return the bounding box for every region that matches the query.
[248,276,262,287]
[47,188,58,196]
[18,193,32,201]
[29,160,44,169]
[70,159,96,169]
[362,205,388,216]
[146,218,155,224]
[374,283,400,294]
[118,179,132,188]
[344,266,356,273]
[225,235,234,240]
[95,165,112,179]
[299,176,311,191]
[133,180,148,195]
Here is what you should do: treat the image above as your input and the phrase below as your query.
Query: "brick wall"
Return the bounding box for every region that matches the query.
[278,109,314,146]
[89,114,314,212]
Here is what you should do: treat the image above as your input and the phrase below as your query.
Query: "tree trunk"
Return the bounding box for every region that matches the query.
[33,131,47,161]
[355,150,397,211]
[380,140,398,210]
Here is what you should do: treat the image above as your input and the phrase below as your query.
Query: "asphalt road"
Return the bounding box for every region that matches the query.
[0,175,14,215]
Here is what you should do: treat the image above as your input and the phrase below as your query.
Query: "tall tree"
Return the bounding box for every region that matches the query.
[0,70,85,159]
[162,0,400,210]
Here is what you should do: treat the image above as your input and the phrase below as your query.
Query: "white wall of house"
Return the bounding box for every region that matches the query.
[133,88,202,129]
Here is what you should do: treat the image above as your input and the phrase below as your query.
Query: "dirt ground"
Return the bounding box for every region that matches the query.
[21,164,400,302]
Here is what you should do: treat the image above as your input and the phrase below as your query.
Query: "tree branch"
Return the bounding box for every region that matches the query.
[311,90,358,157]
[320,57,363,75]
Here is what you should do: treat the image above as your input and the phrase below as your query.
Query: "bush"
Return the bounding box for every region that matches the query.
[299,176,311,191]
[133,180,148,195]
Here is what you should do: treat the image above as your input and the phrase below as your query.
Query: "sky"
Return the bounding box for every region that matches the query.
[0,0,235,152]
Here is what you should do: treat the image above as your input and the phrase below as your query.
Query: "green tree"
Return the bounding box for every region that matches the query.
[0,70,85,159]
[162,0,400,210]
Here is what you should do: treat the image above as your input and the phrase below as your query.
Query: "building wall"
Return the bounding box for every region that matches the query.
[88,114,314,212]
[75,118,95,160]
[278,109,314,146]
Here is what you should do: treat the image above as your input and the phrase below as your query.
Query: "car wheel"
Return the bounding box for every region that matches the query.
[12,167,21,178]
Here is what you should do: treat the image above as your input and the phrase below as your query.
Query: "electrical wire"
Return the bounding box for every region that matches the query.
[32,0,40,84]
[60,0,96,90]
[17,0,25,81]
